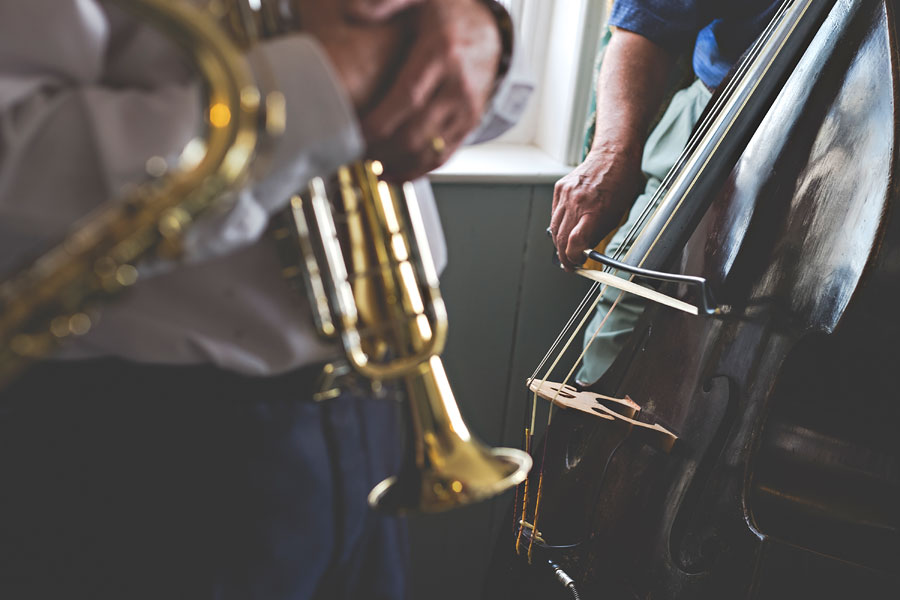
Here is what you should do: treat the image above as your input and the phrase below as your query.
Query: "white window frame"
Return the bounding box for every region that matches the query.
[433,0,608,183]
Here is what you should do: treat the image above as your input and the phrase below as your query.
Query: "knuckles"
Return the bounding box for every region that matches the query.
[405,86,429,113]
[398,128,424,153]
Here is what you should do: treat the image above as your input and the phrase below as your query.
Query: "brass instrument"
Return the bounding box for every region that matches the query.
[0,0,274,387]
[294,165,532,513]
[0,0,530,515]
[228,0,532,513]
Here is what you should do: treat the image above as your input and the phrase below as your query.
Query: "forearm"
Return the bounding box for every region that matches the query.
[551,28,675,270]
[589,28,674,161]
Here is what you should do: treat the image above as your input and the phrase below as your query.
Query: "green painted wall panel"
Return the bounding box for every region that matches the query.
[407,183,592,600]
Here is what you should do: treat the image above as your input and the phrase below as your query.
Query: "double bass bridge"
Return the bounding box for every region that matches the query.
[528,380,678,453]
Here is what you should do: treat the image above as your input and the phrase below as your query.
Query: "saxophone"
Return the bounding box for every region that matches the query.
[0,0,275,386]
[0,0,531,515]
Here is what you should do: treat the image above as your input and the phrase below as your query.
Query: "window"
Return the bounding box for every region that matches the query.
[500,0,607,164]
[496,0,523,18]
[434,1,608,182]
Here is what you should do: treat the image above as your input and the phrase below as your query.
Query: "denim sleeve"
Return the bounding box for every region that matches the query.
[609,0,710,52]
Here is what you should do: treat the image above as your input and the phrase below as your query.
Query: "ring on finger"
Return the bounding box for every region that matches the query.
[430,135,447,155]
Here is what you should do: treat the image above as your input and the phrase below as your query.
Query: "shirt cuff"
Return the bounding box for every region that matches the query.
[178,35,364,264]
[248,34,364,186]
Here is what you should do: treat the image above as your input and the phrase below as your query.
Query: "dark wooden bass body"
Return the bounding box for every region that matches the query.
[486,1,900,597]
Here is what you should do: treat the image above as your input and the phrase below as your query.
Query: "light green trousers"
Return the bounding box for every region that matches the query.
[577,78,713,384]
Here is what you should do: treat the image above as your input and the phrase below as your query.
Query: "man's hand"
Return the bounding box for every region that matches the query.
[316,26,411,112]
[550,30,673,271]
[342,0,422,21]
[296,1,412,111]
[551,147,642,271]
[362,0,502,181]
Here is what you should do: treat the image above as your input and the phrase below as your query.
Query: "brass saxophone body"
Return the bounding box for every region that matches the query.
[0,0,531,515]
[0,0,273,387]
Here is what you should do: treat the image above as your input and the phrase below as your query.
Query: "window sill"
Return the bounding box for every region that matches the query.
[429,142,572,185]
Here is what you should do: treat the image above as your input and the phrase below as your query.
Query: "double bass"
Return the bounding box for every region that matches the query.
[487,0,900,597]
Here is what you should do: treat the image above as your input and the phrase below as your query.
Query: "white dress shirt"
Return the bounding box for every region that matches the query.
[0,0,532,375]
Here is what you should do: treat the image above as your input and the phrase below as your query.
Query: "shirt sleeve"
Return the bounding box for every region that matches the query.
[180,35,365,262]
[608,0,711,53]
[0,0,363,272]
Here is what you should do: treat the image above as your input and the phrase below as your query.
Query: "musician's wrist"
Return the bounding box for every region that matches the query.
[586,140,644,167]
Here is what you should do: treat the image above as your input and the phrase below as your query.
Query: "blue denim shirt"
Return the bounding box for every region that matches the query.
[610,0,781,88]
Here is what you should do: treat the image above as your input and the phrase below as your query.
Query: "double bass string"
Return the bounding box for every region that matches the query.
[529,0,790,393]
[609,0,791,265]
[526,283,602,387]
[533,0,790,459]
[549,0,792,384]
[523,290,629,562]
[522,0,828,566]
[515,1,793,556]
[518,0,787,522]
[619,0,805,277]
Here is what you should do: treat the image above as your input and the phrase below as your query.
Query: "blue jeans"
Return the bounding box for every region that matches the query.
[0,359,408,599]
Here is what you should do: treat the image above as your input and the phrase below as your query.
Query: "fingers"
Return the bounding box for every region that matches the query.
[566,219,595,267]
[369,84,469,180]
[551,179,562,216]
[361,45,474,178]
[553,210,606,272]
[343,0,423,21]
[358,1,500,179]
[550,184,571,269]
[550,187,615,271]
[555,210,580,271]
[313,13,408,111]
[551,181,582,271]
[548,151,641,272]
[549,186,565,244]
[362,37,446,140]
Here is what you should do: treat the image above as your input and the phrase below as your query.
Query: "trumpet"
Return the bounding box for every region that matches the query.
[227,1,532,513]
[0,0,272,387]
[289,163,532,513]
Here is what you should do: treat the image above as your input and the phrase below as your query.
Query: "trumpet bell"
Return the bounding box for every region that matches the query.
[368,356,532,514]
[368,445,532,514]
[292,160,532,514]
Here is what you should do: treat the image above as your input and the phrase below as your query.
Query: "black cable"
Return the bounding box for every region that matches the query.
[548,560,581,600]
